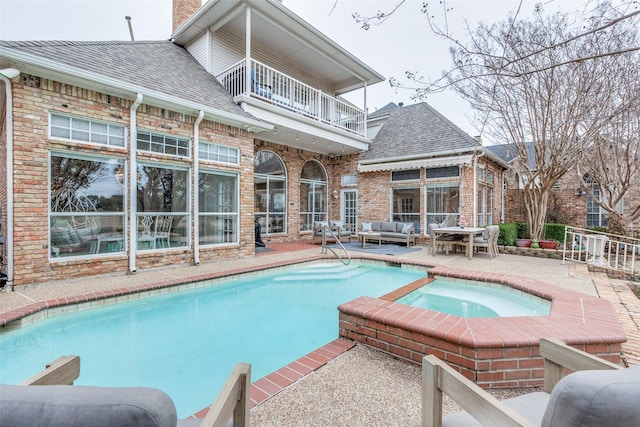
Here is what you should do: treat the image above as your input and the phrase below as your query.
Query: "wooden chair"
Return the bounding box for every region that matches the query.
[422,337,636,427]
[2,355,251,427]
[429,222,460,255]
[457,225,500,259]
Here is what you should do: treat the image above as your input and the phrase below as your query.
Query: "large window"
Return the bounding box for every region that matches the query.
[299,160,327,231]
[198,170,238,245]
[425,183,459,228]
[391,187,420,232]
[587,184,623,227]
[50,154,125,258]
[477,186,494,226]
[254,151,287,234]
[50,114,125,147]
[136,164,189,250]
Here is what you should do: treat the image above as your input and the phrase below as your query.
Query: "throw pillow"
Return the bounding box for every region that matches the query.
[401,223,413,234]
[361,222,372,232]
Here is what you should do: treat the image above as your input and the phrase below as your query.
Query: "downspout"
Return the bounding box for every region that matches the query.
[129,93,143,273]
[193,110,204,265]
[0,68,19,290]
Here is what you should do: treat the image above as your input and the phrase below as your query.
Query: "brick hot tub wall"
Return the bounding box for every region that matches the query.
[338,265,626,388]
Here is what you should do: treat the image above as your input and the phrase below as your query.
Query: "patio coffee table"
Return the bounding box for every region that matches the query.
[358,231,382,248]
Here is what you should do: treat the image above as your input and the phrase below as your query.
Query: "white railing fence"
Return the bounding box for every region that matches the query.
[563,226,639,277]
[216,59,365,136]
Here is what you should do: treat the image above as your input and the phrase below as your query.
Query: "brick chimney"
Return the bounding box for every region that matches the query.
[173,0,202,33]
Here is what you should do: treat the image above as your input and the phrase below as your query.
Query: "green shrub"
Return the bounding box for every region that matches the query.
[498,223,517,246]
[543,223,567,243]
[516,222,528,239]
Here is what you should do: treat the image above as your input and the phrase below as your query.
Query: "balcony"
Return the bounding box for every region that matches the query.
[217,59,366,138]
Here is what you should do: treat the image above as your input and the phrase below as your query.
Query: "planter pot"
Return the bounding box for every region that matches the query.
[539,239,559,250]
[515,239,531,248]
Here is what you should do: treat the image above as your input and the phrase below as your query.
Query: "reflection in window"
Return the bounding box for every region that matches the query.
[254,151,287,234]
[392,187,421,233]
[50,154,125,258]
[425,183,459,228]
[198,171,238,245]
[136,164,189,250]
[299,160,327,231]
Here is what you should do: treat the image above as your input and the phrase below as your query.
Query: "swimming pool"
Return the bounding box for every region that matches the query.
[397,279,550,317]
[0,262,425,417]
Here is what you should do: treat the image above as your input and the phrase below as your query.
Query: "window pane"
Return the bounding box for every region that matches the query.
[392,187,420,232]
[137,165,188,212]
[254,151,287,234]
[50,155,125,259]
[425,184,459,225]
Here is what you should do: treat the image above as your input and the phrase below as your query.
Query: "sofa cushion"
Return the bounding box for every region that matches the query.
[380,222,396,233]
[381,232,407,239]
[541,365,640,427]
[0,384,178,427]
[361,222,372,232]
[370,222,382,232]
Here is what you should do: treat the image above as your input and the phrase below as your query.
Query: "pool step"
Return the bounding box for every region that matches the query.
[273,264,366,281]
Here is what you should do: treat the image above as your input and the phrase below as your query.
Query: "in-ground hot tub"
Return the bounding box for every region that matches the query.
[338,265,626,389]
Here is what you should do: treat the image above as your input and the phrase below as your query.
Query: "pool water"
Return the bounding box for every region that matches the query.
[0,263,425,417]
[397,279,550,318]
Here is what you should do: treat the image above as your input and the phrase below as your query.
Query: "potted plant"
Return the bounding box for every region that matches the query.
[515,238,531,248]
[530,239,540,249]
[539,239,559,250]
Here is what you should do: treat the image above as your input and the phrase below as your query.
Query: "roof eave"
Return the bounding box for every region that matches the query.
[0,47,272,133]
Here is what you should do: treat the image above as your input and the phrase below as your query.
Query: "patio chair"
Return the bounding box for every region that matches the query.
[428,222,460,255]
[456,225,500,259]
[422,337,638,427]
[1,355,251,427]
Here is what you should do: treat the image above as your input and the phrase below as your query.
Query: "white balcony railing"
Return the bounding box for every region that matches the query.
[216,60,365,136]
[563,226,640,277]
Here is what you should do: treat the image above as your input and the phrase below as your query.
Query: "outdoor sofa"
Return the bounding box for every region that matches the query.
[360,221,416,247]
[423,337,639,426]
[0,355,251,427]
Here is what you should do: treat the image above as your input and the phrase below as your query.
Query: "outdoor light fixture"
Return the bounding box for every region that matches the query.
[0,68,20,79]
[575,187,587,196]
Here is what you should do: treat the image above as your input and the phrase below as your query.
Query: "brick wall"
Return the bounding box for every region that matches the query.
[8,75,254,285]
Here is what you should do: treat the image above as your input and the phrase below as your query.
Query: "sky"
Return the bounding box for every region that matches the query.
[0,0,588,143]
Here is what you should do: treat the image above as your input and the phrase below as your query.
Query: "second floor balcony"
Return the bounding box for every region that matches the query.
[217,59,366,138]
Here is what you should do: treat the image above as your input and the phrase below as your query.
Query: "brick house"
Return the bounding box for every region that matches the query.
[0,0,506,287]
[489,143,640,234]
[359,102,508,236]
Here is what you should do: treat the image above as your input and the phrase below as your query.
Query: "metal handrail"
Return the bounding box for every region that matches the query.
[320,225,351,265]
[563,226,639,277]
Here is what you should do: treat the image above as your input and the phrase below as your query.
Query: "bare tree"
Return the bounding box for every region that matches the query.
[447,6,639,239]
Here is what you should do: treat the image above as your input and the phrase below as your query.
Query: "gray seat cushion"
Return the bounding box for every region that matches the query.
[442,391,550,427]
[0,384,178,427]
[542,365,640,426]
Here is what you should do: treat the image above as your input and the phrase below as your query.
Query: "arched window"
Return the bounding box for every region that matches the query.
[299,160,327,231]
[254,151,287,234]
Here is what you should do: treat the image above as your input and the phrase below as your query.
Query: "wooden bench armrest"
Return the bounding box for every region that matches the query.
[21,355,81,386]
[539,338,622,392]
[200,363,251,427]
[422,354,535,427]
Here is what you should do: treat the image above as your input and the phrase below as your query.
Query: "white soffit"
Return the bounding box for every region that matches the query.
[358,154,474,173]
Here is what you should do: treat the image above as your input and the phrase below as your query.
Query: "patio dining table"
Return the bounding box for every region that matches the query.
[431,226,486,260]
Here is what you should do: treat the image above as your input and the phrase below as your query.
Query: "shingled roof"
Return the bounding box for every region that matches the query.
[0,40,255,120]
[362,102,480,162]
